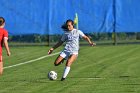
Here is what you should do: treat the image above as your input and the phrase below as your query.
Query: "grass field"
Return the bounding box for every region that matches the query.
[0,45,140,93]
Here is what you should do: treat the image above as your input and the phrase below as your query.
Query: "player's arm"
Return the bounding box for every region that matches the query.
[82,35,96,46]
[48,40,64,54]
[4,37,11,56]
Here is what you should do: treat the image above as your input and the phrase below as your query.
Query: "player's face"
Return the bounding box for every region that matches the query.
[0,23,5,28]
[3,23,5,27]
[67,22,74,31]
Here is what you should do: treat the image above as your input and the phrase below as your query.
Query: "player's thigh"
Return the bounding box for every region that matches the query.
[55,55,64,64]
[66,54,77,66]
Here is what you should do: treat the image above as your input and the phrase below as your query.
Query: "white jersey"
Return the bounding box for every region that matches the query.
[61,29,85,53]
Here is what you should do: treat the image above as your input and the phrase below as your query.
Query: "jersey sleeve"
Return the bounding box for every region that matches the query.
[3,30,8,40]
[78,30,85,38]
[61,34,66,42]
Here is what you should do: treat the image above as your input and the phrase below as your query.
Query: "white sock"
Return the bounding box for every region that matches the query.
[62,66,70,78]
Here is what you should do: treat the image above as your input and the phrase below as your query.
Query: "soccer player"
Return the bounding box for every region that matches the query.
[48,19,96,81]
[0,17,11,76]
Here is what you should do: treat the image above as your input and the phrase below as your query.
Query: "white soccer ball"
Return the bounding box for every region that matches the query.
[48,71,57,80]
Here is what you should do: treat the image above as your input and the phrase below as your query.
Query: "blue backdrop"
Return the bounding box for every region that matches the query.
[0,0,140,35]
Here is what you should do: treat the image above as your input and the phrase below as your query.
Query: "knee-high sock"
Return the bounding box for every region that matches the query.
[62,66,70,78]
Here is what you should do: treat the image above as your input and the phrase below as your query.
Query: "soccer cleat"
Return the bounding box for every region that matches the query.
[61,78,65,81]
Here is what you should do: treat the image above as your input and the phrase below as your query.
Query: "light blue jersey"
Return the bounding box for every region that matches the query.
[61,29,85,53]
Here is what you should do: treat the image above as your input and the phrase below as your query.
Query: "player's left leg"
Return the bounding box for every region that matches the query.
[54,55,65,66]
[61,54,77,81]
[0,62,3,75]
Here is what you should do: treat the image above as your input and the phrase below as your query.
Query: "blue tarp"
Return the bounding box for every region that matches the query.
[0,0,140,35]
[116,0,140,32]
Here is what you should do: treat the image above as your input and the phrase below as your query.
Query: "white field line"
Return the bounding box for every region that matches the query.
[4,52,60,69]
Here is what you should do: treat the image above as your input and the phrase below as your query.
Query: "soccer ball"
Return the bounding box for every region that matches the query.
[48,71,57,80]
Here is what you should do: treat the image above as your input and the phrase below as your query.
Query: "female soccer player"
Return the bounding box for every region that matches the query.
[48,19,96,81]
[0,17,11,76]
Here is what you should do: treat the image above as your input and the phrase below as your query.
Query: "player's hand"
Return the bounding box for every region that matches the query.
[7,52,11,56]
[90,42,96,46]
[48,48,54,55]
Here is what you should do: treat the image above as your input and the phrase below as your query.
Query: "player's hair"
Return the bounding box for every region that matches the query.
[0,17,5,26]
[61,23,67,31]
[66,19,74,25]
[61,19,74,31]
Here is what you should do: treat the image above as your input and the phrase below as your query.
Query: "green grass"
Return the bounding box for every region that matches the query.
[0,45,140,93]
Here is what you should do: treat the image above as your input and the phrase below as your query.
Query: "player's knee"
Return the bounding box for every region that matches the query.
[54,62,59,66]
[66,61,72,67]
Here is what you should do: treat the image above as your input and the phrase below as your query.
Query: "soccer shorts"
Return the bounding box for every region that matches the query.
[60,50,78,60]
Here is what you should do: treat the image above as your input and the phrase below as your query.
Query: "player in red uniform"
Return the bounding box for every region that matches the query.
[0,17,11,76]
